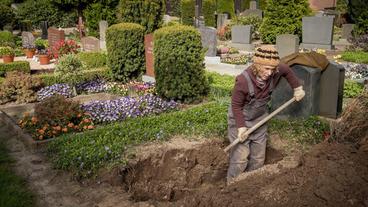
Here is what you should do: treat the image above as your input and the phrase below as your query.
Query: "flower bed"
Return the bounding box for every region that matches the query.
[221,54,250,65]
[340,62,368,80]
[81,94,178,123]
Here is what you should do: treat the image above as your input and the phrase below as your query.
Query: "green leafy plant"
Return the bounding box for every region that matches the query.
[76,52,107,69]
[217,0,235,19]
[343,80,364,98]
[180,0,195,25]
[34,38,49,50]
[55,53,84,95]
[154,25,210,103]
[259,0,311,44]
[0,61,30,77]
[0,71,43,104]
[341,51,368,64]
[106,23,145,83]
[0,46,14,56]
[202,0,216,27]
[0,30,14,47]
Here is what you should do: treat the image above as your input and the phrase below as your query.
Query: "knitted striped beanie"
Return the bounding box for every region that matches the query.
[252,45,280,67]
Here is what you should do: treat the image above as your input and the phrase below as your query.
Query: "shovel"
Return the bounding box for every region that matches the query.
[224,97,296,153]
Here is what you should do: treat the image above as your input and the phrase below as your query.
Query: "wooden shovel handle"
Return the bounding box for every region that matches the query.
[224,97,296,153]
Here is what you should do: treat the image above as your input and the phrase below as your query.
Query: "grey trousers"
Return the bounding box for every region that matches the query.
[227,124,268,181]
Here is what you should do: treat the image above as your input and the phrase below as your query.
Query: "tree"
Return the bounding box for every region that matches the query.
[348,0,368,35]
[259,0,311,44]
[50,0,93,17]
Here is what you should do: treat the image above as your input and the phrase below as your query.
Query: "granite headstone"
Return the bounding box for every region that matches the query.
[276,34,299,58]
[301,16,334,49]
[199,27,217,57]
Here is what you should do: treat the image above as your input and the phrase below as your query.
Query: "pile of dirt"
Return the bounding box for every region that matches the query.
[119,137,285,203]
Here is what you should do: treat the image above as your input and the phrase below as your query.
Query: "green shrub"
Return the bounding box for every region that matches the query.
[0,71,43,104]
[180,0,195,25]
[106,23,145,82]
[341,51,368,64]
[154,25,209,103]
[47,101,229,177]
[16,0,77,28]
[0,5,15,30]
[54,54,84,93]
[0,46,14,56]
[343,80,364,98]
[37,67,109,86]
[259,0,311,44]
[0,61,30,77]
[0,31,14,47]
[166,0,181,17]
[202,0,216,27]
[217,0,234,19]
[76,52,107,69]
[84,2,117,37]
[206,71,234,100]
[348,0,368,36]
[117,0,165,33]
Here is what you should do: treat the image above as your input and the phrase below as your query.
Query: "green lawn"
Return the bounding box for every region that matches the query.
[0,140,35,207]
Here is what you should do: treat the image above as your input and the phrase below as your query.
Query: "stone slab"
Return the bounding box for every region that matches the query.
[302,16,334,45]
[232,25,252,44]
[228,42,254,52]
[199,27,217,57]
[276,34,299,58]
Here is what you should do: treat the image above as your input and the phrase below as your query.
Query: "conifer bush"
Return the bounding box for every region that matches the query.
[202,0,216,27]
[259,0,311,44]
[154,25,209,103]
[180,0,195,25]
[106,23,145,83]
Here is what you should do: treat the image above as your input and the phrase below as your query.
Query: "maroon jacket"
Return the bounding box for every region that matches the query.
[231,63,301,128]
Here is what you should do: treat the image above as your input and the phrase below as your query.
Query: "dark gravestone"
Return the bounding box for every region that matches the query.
[199,27,217,57]
[21,32,35,48]
[271,65,321,118]
[319,62,345,118]
[40,21,48,39]
[48,27,65,49]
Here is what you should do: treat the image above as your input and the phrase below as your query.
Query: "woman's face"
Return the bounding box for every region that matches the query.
[257,65,276,80]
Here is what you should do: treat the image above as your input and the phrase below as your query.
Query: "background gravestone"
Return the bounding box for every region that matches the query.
[231,25,252,44]
[276,34,299,58]
[47,27,65,48]
[81,36,100,51]
[341,24,354,39]
[40,21,48,39]
[250,0,257,9]
[21,32,35,48]
[300,16,334,49]
[199,27,217,57]
[99,21,108,50]
[239,0,262,18]
[271,65,321,118]
[217,13,228,29]
[319,62,345,118]
[144,34,154,77]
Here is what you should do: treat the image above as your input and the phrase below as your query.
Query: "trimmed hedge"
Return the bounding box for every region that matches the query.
[154,25,209,103]
[0,30,14,47]
[180,0,195,25]
[36,67,109,86]
[0,61,30,77]
[259,0,311,44]
[202,0,216,27]
[76,52,107,68]
[217,0,235,19]
[118,0,165,33]
[106,23,145,82]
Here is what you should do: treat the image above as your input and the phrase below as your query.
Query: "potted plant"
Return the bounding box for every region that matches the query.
[0,46,15,63]
[23,44,36,58]
[38,48,52,65]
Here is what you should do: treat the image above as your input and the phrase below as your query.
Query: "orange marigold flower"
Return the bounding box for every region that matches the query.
[31,116,38,123]
[52,130,57,134]
[55,126,61,131]
[62,128,68,132]
[67,123,74,128]
[87,125,95,129]
[77,113,82,118]
[83,119,90,123]
[83,126,88,129]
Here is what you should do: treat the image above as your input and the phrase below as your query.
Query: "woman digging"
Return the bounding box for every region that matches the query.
[227,45,305,184]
